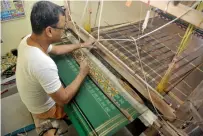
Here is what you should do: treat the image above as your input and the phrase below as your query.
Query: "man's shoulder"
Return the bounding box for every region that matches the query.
[31,53,57,72]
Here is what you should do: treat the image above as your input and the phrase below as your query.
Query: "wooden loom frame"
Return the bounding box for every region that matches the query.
[68,22,176,121]
[64,1,203,135]
[66,22,191,136]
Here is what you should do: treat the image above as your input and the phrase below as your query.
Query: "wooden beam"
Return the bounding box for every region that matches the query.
[141,120,185,136]
[139,0,203,29]
[139,126,158,136]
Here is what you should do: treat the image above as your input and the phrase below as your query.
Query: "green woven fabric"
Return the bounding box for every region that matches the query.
[51,54,139,136]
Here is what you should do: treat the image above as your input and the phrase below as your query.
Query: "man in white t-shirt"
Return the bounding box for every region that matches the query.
[16,1,94,135]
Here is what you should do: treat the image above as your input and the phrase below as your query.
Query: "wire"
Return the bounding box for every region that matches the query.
[97,0,104,40]
[131,37,166,122]
[80,0,89,27]
[138,2,143,33]
[65,0,82,42]
[94,1,101,27]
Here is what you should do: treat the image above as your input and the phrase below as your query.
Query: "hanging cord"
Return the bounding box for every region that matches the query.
[97,0,104,41]
[164,0,171,13]
[94,1,101,27]
[65,0,80,43]
[80,0,89,27]
[75,0,103,62]
[150,8,157,26]
[138,1,143,33]
[64,0,90,62]
[130,37,179,134]
[84,1,92,33]
[142,1,151,33]
[65,0,89,43]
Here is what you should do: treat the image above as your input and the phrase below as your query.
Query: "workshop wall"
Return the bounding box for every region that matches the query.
[70,1,149,27]
[1,1,63,55]
[1,1,149,55]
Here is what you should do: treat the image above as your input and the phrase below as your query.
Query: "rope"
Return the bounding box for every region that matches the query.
[97,0,104,40]
[94,1,101,27]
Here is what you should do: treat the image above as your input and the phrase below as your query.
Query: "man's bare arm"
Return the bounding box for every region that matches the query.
[50,40,95,55]
[49,59,89,105]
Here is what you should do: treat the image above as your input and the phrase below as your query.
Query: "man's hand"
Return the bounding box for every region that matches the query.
[65,21,74,30]
[49,59,90,105]
[81,38,97,49]
[79,59,89,77]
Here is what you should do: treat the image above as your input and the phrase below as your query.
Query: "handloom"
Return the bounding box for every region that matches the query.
[65,15,203,136]
[91,16,203,109]
[54,1,203,135]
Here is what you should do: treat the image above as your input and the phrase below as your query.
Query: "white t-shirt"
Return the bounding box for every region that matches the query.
[16,35,62,114]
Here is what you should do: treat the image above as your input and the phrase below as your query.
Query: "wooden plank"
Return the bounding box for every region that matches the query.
[139,0,203,29]
[1,75,16,84]
[139,126,158,136]
[118,79,144,105]
[67,22,176,121]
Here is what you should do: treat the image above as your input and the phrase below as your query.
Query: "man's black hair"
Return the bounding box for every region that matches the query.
[30,1,65,34]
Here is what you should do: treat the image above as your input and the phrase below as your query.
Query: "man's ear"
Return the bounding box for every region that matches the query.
[45,26,53,38]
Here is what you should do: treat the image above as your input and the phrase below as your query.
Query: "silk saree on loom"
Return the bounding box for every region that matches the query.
[51,54,139,136]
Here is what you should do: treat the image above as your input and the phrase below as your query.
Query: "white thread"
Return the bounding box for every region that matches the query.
[131,36,169,124]
[97,0,104,40]
[80,0,89,27]
[142,9,151,33]
[94,1,101,27]
[138,2,143,33]
[164,1,170,13]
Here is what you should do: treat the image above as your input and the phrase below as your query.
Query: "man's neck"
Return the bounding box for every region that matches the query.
[30,33,50,52]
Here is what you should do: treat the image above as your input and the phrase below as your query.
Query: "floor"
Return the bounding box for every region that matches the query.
[2,86,141,136]
[1,86,80,136]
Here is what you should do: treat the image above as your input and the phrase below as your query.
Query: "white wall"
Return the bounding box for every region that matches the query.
[2,93,34,135]
[1,1,149,55]
[70,1,149,27]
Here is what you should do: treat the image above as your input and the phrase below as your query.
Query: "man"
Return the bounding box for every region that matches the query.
[16,1,94,135]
